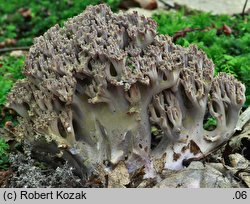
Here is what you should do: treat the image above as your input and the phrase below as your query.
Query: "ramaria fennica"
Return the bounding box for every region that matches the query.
[7,4,245,177]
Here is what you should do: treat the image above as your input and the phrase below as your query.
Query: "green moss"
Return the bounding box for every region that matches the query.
[0,55,25,106]
[0,138,9,170]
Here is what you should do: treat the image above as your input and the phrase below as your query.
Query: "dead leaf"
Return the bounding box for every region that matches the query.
[173,152,181,161]
[153,153,166,173]
[228,122,250,159]
[0,169,12,187]
[190,140,201,155]
[134,0,157,10]
[0,39,16,48]
[228,153,249,169]
[137,178,156,188]
[18,8,32,18]
[127,166,145,187]
[10,50,25,57]
[108,162,130,188]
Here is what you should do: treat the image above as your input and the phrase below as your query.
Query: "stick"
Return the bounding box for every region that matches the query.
[0,46,30,54]
[241,0,249,18]
[182,140,228,167]
[158,0,175,9]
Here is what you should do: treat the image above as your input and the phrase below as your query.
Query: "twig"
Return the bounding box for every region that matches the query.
[173,27,201,42]
[173,23,233,42]
[182,140,228,167]
[0,46,30,54]
[158,0,175,9]
[241,0,249,18]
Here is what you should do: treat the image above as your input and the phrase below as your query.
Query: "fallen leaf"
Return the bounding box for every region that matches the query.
[18,8,32,18]
[153,153,166,173]
[108,162,130,188]
[128,165,145,187]
[229,153,249,169]
[155,162,242,188]
[0,169,12,187]
[238,172,250,187]
[134,0,157,10]
[0,39,16,48]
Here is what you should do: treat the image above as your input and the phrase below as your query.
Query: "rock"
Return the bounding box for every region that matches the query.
[222,153,250,188]
[155,162,241,188]
[229,153,249,169]
[229,122,250,159]
[238,172,250,187]
[159,0,250,15]
[10,50,25,57]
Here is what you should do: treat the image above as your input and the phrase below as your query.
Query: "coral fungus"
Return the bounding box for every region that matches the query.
[7,4,245,177]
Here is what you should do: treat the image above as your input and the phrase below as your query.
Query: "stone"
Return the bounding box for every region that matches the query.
[159,0,250,15]
[155,162,241,188]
